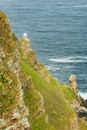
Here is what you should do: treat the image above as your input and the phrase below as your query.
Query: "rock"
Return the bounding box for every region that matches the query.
[83,99,87,108]
[38,92,45,115]
[0,48,5,64]
[69,75,77,93]
[71,98,87,121]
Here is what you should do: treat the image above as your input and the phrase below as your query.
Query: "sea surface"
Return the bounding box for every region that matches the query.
[0,0,87,99]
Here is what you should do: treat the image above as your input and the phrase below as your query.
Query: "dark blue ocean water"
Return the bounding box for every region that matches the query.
[0,0,87,98]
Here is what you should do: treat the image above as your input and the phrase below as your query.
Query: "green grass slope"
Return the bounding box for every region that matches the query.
[20,59,79,130]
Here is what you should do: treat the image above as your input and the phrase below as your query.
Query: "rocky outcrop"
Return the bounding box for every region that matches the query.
[84,99,87,108]
[0,107,30,130]
[71,99,87,122]
[69,75,77,94]
[68,75,87,122]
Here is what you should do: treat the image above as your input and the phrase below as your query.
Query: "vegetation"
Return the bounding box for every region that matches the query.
[0,11,18,57]
[20,59,76,130]
[0,10,87,130]
[0,69,19,116]
[0,11,19,116]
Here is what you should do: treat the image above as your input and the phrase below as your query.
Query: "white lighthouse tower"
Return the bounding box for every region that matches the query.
[23,33,29,41]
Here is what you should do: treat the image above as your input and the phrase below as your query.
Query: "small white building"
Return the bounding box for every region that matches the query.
[23,33,29,41]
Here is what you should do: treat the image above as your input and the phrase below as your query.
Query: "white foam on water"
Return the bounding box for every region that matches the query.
[79,92,87,100]
[45,65,60,71]
[45,65,53,70]
[49,56,87,63]
[63,66,72,69]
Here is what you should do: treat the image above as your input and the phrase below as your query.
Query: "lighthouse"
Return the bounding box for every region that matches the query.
[23,33,29,41]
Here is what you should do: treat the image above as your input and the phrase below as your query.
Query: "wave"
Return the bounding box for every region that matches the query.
[45,65,60,71]
[45,65,53,70]
[79,92,87,100]
[49,56,87,63]
[63,66,72,69]
[61,5,87,9]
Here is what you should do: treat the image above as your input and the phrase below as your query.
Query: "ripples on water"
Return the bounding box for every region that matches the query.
[0,0,87,97]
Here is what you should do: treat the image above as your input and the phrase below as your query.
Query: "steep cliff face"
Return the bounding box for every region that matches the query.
[19,36,51,83]
[19,35,87,130]
[0,11,30,130]
[0,11,87,130]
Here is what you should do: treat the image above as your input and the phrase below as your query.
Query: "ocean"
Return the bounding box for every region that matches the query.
[0,0,87,99]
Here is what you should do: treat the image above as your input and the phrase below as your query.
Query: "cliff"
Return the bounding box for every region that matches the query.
[0,11,87,130]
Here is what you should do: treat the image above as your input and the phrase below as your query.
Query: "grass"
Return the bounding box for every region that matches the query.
[0,70,19,114]
[78,119,87,130]
[20,59,76,130]
[59,84,78,102]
